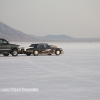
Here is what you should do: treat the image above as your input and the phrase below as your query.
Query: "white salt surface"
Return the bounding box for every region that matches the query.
[0,42,100,100]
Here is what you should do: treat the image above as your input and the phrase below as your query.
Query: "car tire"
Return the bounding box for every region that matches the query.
[55,50,60,55]
[33,50,38,56]
[12,49,18,56]
[26,53,31,56]
[3,53,9,56]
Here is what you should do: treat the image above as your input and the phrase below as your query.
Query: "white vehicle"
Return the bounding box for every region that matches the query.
[19,46,34,55]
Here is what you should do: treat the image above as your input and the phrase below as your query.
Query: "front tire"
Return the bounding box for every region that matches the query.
[33,50,39,56]
[12,49,18,56]
[3,53,9,56]
[55,50,60,55]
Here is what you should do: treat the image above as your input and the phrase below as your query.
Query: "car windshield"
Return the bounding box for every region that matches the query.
[30,44,38,48]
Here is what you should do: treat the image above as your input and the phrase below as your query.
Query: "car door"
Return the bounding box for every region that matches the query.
[44,44,52,54]
[38,44,46,54]
[0,39,9,53]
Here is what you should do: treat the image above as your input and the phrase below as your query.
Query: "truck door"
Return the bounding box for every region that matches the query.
[0,39,9,53]
[0,39,2,53]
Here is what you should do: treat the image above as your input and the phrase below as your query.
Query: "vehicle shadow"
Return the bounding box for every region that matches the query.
[0,54,61,57]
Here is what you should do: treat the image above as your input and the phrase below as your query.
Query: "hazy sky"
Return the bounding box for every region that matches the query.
[0,0,100,38]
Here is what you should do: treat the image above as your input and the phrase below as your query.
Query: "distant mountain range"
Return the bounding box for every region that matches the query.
[0,21,72,41]
[29,34,100,42]
[29,34,72,40]
[0,21,100,42]
[0,21,37,41]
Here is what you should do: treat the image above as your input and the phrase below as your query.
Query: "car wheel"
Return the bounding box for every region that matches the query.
[12,49,18,56]
[55,50,60,55]
[26,53,31,56]
[33,50,38,56]
[3,53,9,56]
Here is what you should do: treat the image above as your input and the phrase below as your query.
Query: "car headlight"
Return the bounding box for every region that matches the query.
[18,46,20,49]
[18,46,21,50]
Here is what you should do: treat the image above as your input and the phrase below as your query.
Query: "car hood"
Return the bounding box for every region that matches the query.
[9,43,20,47]
[20,46,34,51]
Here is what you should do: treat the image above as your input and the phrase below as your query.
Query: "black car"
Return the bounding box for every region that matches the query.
[23,43,64,56]
[0,38,20,56]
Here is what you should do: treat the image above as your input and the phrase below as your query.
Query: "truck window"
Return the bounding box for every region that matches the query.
[2,40,8,45]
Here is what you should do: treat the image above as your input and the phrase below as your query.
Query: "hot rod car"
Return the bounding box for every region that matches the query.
[21,43,64,56]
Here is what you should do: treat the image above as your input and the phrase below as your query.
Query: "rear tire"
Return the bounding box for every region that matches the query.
[3,53,9,56]
[33,50,38,56]
[12,49,18,56]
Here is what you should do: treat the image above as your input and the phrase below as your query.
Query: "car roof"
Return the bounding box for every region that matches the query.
[31,43,48,45]
[38,43,48,45]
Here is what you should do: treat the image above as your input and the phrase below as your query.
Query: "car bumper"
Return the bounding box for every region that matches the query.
[18,49,33,54]
[18,48,22,53]
[23,50,33,54]
[18,48,24,54]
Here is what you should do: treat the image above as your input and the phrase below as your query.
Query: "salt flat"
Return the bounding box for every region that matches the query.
[0,42,100,100]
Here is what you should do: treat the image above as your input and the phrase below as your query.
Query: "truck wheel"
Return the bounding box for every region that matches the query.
[3,53,9,56]
[55,50,60,55]
[33,50,38,56]
[26,53,31,56]
[12,49,18,56]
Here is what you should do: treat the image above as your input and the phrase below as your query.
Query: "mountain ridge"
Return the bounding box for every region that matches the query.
[29,34,72,40]
[0,21,37,41]
[0,21,100,42]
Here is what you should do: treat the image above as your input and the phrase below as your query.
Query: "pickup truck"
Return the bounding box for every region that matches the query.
[0,38,20,56]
